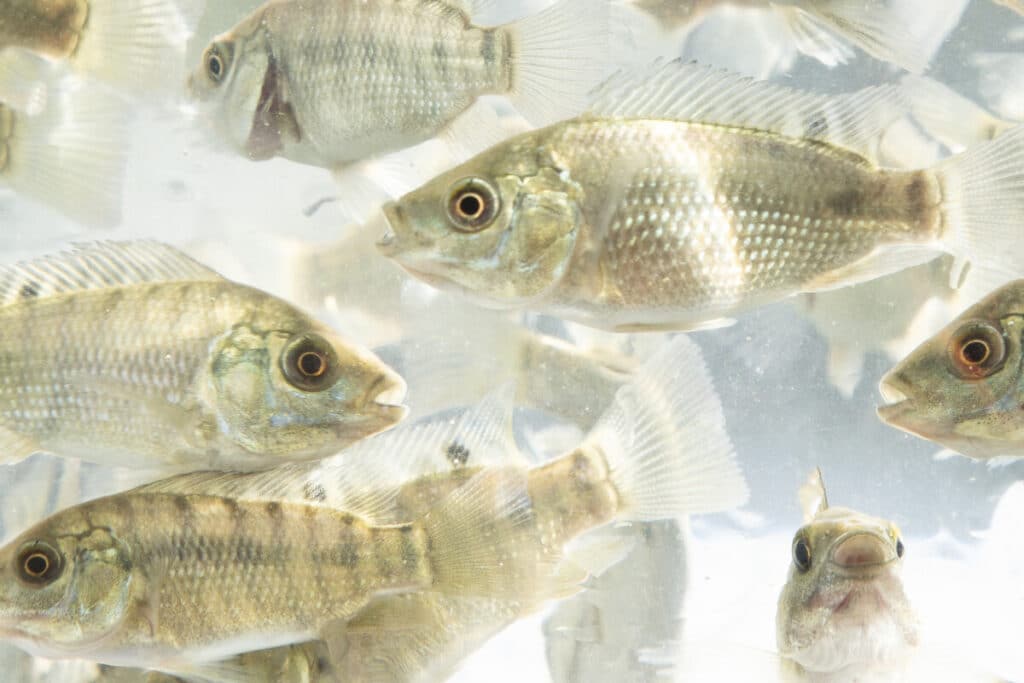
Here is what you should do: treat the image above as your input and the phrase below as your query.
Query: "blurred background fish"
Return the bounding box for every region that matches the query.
[0,0,202,94]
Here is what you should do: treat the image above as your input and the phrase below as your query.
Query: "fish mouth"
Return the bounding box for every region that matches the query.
[876,374,918,427]
[829,531,897,570]
[377,202,402,255]
[364,372,408,422]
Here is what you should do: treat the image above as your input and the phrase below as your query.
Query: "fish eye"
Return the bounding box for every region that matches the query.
[896,538,905,558]
[792,536,811,572]
[204,43,231,85]
[16,542,62,586]
[446,178,499,232]
[281,334,339,392]
[948,321,1005,379]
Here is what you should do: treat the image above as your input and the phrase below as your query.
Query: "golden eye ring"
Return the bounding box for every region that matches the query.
[947,321,1005,379]
[446,178,499,232]
[281,334,339,392]
[16,542,62,586]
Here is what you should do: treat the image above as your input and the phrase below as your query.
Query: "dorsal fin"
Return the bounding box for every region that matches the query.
[798,468,829,522]
[135,386,524,524]
[588,59,908,164]
[0,241,222,305]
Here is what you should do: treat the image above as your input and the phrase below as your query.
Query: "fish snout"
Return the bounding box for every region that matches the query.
[377,202,403,254]
[831,532,896,568]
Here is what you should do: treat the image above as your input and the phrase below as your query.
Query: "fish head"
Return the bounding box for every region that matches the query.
[877,280,1024,459]
[0,511,133,657]
[188,13,274,160]
[776,506,917,673]
[379,138,583,306]
[207,321,407,461]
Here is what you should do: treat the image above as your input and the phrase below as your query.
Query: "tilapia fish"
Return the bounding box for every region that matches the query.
[187,0,607,168]
[631,0,965,73]
[0,336,747,672]
[0,0,200,91]
[777,470,917,678]
[0,241,406,471]
[878,279,1024,460]
[380,60,1024,332]
[0,51,127,227]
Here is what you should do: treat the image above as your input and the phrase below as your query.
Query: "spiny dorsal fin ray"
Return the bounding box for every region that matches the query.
[0,241,222,305]
[588,59,908,164]
[136,386,523,524]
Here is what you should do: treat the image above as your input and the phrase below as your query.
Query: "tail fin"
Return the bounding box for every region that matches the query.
[936,125,1024,288]
[586,335,748,521]
[2,69,129,228]
[784,0,968,73]
[71,0,202,94]
[505,0,610,125]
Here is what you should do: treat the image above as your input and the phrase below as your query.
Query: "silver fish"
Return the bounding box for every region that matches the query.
[188,0,608,168]
[878,279,1024,460]
[630,0,966,73]
[380,60,1024,332]
[0,241,406,471]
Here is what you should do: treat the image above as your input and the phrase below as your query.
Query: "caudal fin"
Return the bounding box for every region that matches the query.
[2,65,129,228]
[785,0,968,73]
[505,0,610,125]
[936,125,1024,288]
[586,335,748,521]
[71,0,202,94]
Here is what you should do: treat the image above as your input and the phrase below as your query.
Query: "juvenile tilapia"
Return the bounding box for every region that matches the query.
[0,241,406,471]
[631,0,966,73]
[0,0,200,91]
[187,0,608,168]
[777,470,917,678]
[381,60,1024,332]
[0,336,747,671]
[878,280,1024,460]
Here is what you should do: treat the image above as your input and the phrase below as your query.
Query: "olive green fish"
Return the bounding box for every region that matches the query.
[380,60,1024,332]
[777,470,917,677]
[0,241,406,471]
[0,335,746,672]
[878,279,1024,460]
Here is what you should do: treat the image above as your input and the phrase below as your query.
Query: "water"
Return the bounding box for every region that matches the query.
[0,1,1022,681]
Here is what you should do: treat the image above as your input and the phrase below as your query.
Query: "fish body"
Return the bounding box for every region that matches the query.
[0,336,748,669]
[0,242,406,471]
[630,0,966,73]
[381,61,1024,332]
[188,0,607,168]
[0,0,199,92]
[777,472,917,677]
[878,280,1024,460]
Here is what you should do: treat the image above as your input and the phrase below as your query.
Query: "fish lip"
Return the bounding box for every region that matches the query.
[364,372,408,412]
[829,531,897,569]
[377,202,402,254]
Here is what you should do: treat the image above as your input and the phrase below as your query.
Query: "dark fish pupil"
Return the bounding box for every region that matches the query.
[961,339,989,365]
[25,554,47,576]
[458,193,482,218]
[298,351,325,377]
[209,54,222,78]
[896,539,905,558]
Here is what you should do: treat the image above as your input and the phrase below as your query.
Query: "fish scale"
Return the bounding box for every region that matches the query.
[553,121,931,312]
